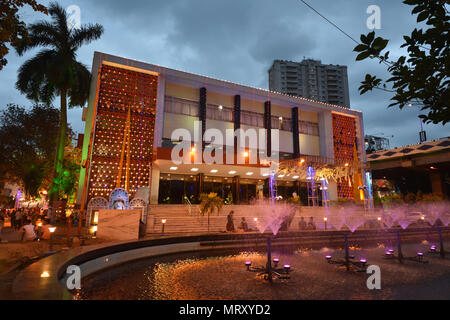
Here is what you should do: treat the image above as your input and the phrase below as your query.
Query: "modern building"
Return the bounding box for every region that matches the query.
[269,59,350,108]
[76,52,367,211]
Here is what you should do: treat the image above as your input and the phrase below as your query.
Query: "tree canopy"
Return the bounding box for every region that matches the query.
[0,0,47,70]
[15,2,103,200]
[354,0,449,125]
[0,104,79,199]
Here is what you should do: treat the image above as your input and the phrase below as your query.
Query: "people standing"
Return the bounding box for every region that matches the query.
[11,210,16,229]
[226,211,235,232]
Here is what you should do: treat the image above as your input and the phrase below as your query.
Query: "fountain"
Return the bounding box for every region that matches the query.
[244,173,296,281]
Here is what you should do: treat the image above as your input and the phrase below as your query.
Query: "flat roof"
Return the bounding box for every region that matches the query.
[93,51,362,117]
[367,137,450,162]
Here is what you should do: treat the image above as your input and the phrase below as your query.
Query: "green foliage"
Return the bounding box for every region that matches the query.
[378,192,443,208]
[199,193,224,216]
[0,103,78,199]
[288,195,301,204]
[50,143,81,201]
[0,0,47,70]
[223,192,233,205]
[354,0,450,124]
[15,2,103,200]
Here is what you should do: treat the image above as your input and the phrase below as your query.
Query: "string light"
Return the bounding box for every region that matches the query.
[88,64,157,200]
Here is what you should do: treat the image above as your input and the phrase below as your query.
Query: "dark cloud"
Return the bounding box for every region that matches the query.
[0,0,447,146]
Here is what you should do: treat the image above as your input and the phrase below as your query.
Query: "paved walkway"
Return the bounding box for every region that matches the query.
[0,228,23,242]
[10,242,119,300]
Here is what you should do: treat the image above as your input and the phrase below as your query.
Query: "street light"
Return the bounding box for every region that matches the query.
[161,219,167,235]
[49,227,56,252]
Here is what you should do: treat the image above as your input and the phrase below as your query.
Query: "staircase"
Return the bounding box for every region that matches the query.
[146,205,228,234]
[145,205,375,235]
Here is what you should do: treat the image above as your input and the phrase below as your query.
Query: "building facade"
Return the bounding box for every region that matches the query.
[269,59,350,108]
[77,52,367,209]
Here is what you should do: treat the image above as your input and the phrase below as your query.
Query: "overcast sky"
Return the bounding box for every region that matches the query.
[1,0,448,148]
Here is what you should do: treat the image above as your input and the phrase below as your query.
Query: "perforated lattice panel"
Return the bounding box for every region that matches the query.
[332,114,356,199]
[88,64,158,202]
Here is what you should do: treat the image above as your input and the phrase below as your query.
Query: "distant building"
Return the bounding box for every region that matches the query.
[365,135,390,154]
[269,59,350,108]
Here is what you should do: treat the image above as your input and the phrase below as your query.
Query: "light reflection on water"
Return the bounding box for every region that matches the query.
[74,243,450,300]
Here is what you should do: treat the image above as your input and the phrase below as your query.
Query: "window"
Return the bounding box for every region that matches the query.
[165,96,199,117]
[299,121,319,136]
[206,104,234,122]
[241,110,264,128]
[270,116,292,131]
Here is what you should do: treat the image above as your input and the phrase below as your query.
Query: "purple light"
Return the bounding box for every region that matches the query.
[273,258,279,263]
[417,252,423,256]
[245,261,252,266]
[385,251,392,256]
[360,258,367,264]
[388,249,394,253]
[284,265,291,270]
[325,255,332,260]
[430,245,437,251]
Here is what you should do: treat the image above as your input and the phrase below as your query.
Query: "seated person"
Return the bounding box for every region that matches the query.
[40,219,55,240]
[22,220,37,241]
[307,217,316,230]
[239,217,249,232]
[298,217,307,230]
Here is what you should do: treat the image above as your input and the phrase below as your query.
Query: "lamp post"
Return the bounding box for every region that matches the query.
[49,227,56,252]
[91,225,98,238]
[161,219,167,235]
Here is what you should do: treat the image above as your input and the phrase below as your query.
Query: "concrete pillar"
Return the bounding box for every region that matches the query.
[328,181,338,201]
[149,165,160,204]
[430,172,443,195]
[233,176,240,204]
[318,111,334,159]
[153,74,166,149]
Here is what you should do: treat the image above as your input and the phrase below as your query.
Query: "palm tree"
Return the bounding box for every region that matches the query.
[15,2,103,201]
[199,193,224,232]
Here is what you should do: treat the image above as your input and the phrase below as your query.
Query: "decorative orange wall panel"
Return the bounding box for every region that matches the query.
[332,114,356,199]
[88,64,158,201]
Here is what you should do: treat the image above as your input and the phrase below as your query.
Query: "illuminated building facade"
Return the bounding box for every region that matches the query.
[77,52,367,208]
